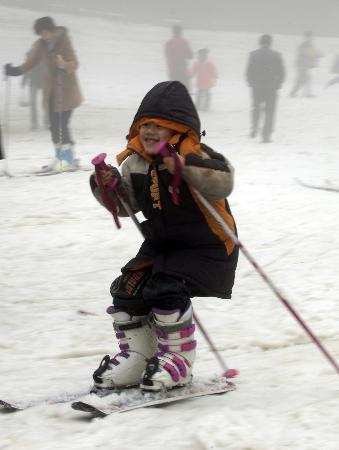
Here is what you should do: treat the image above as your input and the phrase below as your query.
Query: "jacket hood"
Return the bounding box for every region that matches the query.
[128,81,201,138]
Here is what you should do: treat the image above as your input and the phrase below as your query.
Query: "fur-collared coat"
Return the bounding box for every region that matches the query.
[19,27,82,112]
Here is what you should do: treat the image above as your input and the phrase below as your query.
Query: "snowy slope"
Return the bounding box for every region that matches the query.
[0,5,339,450]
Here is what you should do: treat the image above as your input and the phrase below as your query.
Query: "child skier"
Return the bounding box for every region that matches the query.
[90,81,238,392]
[190,48,218,111]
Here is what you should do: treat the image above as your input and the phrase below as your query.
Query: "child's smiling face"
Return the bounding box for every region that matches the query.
[139,122,174,155]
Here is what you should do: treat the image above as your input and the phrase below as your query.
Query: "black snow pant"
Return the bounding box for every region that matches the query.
[110,268,191,316]
[251,87,277,141]
[49,98,73,145]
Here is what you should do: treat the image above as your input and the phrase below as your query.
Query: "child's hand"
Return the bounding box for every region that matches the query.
[95,164,117,186]
[163,154,184,174]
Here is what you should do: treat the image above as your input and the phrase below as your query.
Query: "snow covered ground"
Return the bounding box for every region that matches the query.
[1,5,339,450]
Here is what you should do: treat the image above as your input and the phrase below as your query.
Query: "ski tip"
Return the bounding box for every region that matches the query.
[71,401,106,417]
[223,368,239,379]
[0,400,22,412]
[0,170,13,178]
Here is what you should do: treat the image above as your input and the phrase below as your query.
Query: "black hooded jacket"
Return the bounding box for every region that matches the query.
[92,81,238,299]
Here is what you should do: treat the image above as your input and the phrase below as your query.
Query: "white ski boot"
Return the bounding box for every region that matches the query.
[140,304,196,391]
[92,307,157,390]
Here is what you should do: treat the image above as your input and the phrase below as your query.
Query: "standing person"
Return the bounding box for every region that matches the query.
[21,47,48,130]
[164,25,193,90]
[190,48,218,111]
[246,34,285,143]
[4,16,82,172]
[290,31,323,97]
[90,81,238,392]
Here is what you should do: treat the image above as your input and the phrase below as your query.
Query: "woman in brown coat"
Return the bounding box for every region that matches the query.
[4,16,82,172]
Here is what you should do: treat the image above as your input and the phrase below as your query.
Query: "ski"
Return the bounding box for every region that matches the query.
[0,390,90,413]
[295,178,339,193]
[0,400,22,412]
[3,166,93,179]
[34,166,93,177]
[0,170,12,178]
[71,378,235,416]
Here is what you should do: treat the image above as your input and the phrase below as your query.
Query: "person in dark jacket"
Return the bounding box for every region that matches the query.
[246,34,285,143]
[90,81,238,392]
[164,25,194,90]
[4,16,82,172]
[21,47,48,130]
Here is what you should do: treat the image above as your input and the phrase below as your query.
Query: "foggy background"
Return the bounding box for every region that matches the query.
[1,0,339,37]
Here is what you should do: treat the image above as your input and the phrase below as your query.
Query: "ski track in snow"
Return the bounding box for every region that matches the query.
[1,5,339,450]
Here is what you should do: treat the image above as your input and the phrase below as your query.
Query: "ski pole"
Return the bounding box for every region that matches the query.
[192,310,238,378]
[154,142,240,378]
[192,188,339,376]
[91,152,238,379]
[56,56,64,171]
[92,152,148,235]
[156,140,339,376]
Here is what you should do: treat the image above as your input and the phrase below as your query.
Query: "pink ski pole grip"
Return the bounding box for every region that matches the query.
[92,153,119,190]
[92,153,108,169]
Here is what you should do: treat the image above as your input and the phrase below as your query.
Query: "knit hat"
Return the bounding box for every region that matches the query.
[34,16,56,35]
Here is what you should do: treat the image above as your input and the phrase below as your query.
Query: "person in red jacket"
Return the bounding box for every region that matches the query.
[190,48,218,111]
[164,25,193,90]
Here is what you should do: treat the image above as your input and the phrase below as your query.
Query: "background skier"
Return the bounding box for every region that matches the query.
[190,48,218,111]
[246,34,285,143]
[290,31,323,97]
[4,16,82,172]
